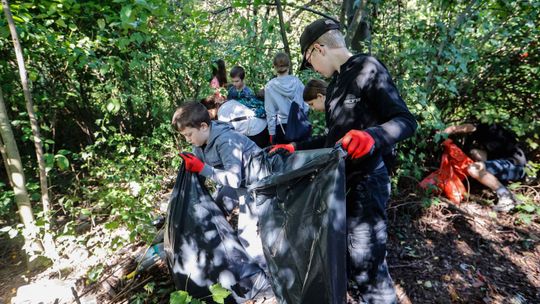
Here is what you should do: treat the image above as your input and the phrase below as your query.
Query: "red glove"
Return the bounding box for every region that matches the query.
[339,130,375,159]
[269,143,295,155]
[179,152,205,173]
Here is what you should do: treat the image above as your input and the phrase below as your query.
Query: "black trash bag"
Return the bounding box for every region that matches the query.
[246,148,348,304]
[164,164,273,303]
[214,186,239,216]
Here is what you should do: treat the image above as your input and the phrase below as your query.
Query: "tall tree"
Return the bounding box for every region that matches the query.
[343,0,371,53]
[0,85,44,256]
[275,0,292,72]
[2,0,56,259]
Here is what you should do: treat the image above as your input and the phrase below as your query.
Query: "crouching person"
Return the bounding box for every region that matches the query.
[171,101,266,268]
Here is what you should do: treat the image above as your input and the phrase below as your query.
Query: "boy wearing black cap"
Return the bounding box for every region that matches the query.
[273,18,417,303]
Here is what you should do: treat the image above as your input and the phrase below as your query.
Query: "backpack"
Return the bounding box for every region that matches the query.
[228,86,266,119]
[284,100,312,142]
[237,96,266,119]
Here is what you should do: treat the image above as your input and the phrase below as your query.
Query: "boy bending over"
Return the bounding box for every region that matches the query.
[171,101,265,267]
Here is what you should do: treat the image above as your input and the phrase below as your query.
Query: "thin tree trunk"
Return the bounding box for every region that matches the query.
[275,0,292,72]
[0,84,43,254]
[2,0,57,259]
[345,0,371,53]
[341,0,354,29]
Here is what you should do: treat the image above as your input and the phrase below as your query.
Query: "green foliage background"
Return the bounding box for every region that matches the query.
[1,0,539,247]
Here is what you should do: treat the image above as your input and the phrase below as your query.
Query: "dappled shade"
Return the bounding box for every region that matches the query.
[246,148,348,304]
[164,164,272,303]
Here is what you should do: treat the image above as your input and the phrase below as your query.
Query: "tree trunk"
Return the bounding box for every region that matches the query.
[275,0,292,73]
[345,0,371,53]
[341,0,354,28]
[0,85,44,255]
[2,0,57,260]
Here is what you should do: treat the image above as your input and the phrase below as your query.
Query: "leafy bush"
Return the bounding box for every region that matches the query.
[0,182,14,217]
[54,121,179,244]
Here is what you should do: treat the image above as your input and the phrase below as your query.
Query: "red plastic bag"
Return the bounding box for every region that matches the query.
[419,139,474,204]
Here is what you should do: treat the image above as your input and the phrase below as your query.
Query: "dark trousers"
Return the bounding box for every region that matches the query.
[273,123,290,144]
[346,164,397,304]
[248,127,270,148]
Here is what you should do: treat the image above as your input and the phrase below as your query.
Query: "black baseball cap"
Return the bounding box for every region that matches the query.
[299,18,340,70]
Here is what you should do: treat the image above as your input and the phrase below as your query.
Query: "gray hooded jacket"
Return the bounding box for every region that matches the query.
[264,75,308,136]
[193,121,261,189]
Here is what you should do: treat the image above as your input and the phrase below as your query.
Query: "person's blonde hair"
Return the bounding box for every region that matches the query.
[273,52,290,74]
[315,29,346,49]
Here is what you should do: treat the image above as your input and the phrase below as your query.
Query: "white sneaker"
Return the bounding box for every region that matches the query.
[493,194,516,212]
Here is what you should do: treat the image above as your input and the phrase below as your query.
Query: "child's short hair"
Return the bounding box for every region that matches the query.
[230,66,246,80]
[171,101,211,132]
[273,52,290,74]
[315,29,346,49]
[303,79,328,101]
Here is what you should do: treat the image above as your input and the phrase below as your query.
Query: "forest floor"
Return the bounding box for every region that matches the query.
[1,186,539,304]
[386,194,540,304]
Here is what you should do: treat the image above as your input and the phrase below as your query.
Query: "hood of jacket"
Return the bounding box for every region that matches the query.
[267,75,302,99]
[206,120,235,150]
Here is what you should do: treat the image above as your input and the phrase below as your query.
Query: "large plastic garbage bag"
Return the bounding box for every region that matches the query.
[419,139,474,204]
[164,164,272,303]
[245,148,348,304]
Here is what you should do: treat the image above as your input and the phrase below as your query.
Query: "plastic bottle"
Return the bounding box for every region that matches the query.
[138,242,166,270]
[126,242,166,279]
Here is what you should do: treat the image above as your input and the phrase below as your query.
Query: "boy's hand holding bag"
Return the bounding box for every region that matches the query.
[179,152,205,173]
[269,143,295,155]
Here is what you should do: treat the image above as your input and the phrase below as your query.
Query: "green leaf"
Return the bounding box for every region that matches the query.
[12,15,25,23]
[519,214,532,225]
[80,209,92,216]
[520,204,536,213]
[120,5,133,23]
[87,264,104,282]
[232,0,248,8]
[56,19,66,27]
[55,154,70,170]
[106,99,121,113]
[97,19,106,29]
[209,284,231,304]
[44,153,54,172]
[104,221,120,230]
[507,182,521,190]
[57,149,71,156]
[118,37,130,50]
[170,290,192,304]
[143,282,155,293]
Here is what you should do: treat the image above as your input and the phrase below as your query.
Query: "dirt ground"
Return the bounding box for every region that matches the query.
[387,198,540,303]
[1,192,539,303]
